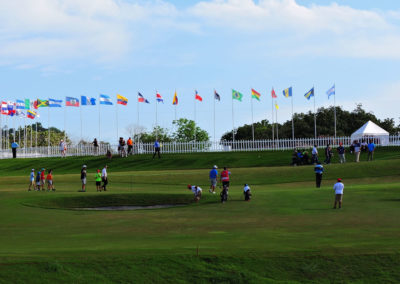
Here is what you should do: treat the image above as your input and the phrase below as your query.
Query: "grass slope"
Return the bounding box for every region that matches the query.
[0,149,399,283]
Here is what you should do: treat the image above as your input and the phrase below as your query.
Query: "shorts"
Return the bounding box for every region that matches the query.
[36,181,41,186]
[210,178,217,186]
[30,180,35,185]
[335,194,343,202]
[41,179,45,185]
[82,178,87,185]
[222,181,230,188]
[47,180,53,185]
[96,181,101,186]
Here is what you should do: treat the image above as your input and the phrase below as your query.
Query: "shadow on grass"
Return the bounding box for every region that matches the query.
[380,199,400,202]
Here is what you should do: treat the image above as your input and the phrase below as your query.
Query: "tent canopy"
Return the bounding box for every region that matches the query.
[350,120,389,145]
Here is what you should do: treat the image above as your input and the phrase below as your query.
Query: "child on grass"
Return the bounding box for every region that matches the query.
[35,170,41,191]
[28,169,35,191]
[95,169,102,192]
[46,169,54,191]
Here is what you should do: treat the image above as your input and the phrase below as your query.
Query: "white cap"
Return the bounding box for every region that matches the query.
[213,165,218,169]
[82,165,87,168]
[31,169,34,171]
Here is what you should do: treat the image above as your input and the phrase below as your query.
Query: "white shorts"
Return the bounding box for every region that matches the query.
[82,178,86,185]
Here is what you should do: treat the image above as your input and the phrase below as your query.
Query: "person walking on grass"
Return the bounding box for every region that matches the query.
[35,170,41,191]
[95,169,102,192]
[153,139,161,159]
[354,140,361,162]
[187,184,202,202]
[243,184,252,201]
[220,167,231,189]
[102,165,108,191]
[311,145,318,164]
[337,142,346,163]
[28,169,35,191]
[209,165,218,194]
[127,137,133,155]
[367,140,375,161]
[46,169,54,191]
[40,168,46,191]
[314,162,324,188]
[80,165,87,192]
[333,178,344,209]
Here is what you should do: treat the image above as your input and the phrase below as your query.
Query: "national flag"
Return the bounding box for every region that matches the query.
[27,110,37,119]
[33,100,38,109]
[24,99,30,109]
[37,99,49,107]
[327,85,335,99]
[1,102,8,115]
[172,91,178,105]
[275,102,279,110]
[7,102,16,116]
[156,92,164,103]
[16,110,25,117]
[283,87,292,98]
[49,98,62,107]
[304,87,314,100]
[117,94,128,105]
[16,100,25,110]
[138,93,150,104]
[232,89,243,101]
[271,88,277,98]
[214,90,221,101]
[66,97,80,107]
[99,94,113,105]
[251,89,261,101]
[81,96,96,106]
[195,90,203,102]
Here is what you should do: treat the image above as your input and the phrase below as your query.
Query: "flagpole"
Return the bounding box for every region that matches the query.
[155,91,158,139]
[275,104,279,140]
[251,94,254,142]
[80,104,83,143]
[137,94,140,144]
[194,91,196,142]
[64,106,66,142]
[116,99,118,141]
[271,90,274,140]
[334,84,337,139]
[291,93,294,141]
[231,91,235,143]
[13,112,15,142]
[35,121,37,155]
[98,95,101,142]
[313,87,317,139]
[213,90,216,144]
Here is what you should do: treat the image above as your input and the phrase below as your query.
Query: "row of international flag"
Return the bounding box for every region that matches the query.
[0,85,336,120]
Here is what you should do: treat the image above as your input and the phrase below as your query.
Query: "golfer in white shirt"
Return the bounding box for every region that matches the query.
[187,185,202,202]
[333,178,344,209]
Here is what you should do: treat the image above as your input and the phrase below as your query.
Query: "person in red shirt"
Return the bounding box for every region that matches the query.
[220,167,231,189]
[46,169,54,191]
[41,168,46,191]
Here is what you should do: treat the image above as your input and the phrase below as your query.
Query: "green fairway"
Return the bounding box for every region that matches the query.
[0,149,400,283]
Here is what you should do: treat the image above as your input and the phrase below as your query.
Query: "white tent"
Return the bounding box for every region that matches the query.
[350,120,389,146]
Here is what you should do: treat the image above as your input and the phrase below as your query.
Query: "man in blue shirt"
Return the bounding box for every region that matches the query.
[209,165,218,194]
[152,139,161,159]
[11,141,19,158]
[336,142,346,164]
[367,140,375,161]
[314,162,324,188]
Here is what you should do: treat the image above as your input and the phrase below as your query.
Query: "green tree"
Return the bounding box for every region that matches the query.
[140,126,172,143]
[172,118,209,142]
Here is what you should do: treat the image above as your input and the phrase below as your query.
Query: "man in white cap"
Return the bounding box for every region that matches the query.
[209,165,218,194]
[333,178,344,209]
[80,165,87,192]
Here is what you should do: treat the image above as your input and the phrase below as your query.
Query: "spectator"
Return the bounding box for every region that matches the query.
[80,165,87,192]
[324,144,332,164]
[333,178,344,209]
[296,150,303,165]
[106,149,112,160]
[367,140,376,161]
[28,169,35,191]
[59,140,66,158]
[337,142,346,164]
[35,170,41,191]
[102,165,108,191]
[302,151,310,165]
[46,169,54,191]
[354,140,361,162]
[311,145,319,164]
[209,165,218,194]
[349,141,355,154]
[291,150,299,166]
[93,138,99,155]
[314,162,324,188]
[152,139,161,159]
[361,140,368,152]
[95,169,102,192]
[40,168,46,191]
[127,137,133,155]
[243,184,252,201]
[11,141,19,158]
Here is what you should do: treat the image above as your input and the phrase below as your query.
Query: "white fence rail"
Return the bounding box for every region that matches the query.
[1,136,400,159]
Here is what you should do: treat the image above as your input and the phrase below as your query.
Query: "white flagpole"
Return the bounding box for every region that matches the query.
[155,91,158,139]
[48,106,50,149]
[314,88,317,139]
[13,111,16,143]
[80,104,83,143]
[291,92,294,140]
[0,112,2,151]
[64,106,66,142]
[251,93,254,142]
[213,90,216,144]
[275,104,279,140]
[137,94,140,144]
[194,91,196,142]
[98,95,101,142]
[271,90,274,140]
[334,84,337,139]
[116,99,119,140]
[232,91,235,142]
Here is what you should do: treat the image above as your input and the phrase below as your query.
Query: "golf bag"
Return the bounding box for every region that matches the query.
[220,185,228,203]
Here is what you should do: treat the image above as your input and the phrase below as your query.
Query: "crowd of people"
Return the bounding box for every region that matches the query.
[292,140,376,166]
[79,165,108,192]
[28,168,55,191]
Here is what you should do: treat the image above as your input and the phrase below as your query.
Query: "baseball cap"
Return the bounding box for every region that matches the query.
[337,178,342,182]
[213,165,218,169]
[82,165,87,168]
[31,169,34,171]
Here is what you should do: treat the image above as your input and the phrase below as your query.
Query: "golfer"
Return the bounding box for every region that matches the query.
[102,165,108,191]
[95,169,102,192]
[333,178,344,209]
[28,169,35,191]
[220,167,231,189]
[81,165,87,192]
[314,162,324,188]
[187,184,202,202]
[209,165,218,194]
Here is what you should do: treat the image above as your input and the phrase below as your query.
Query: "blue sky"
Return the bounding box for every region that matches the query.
[0,0,399,143]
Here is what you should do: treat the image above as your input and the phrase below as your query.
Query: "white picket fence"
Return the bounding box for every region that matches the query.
[0,136,399,159]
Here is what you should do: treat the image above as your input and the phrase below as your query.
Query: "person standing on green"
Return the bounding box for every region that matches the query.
[95,169,102,192]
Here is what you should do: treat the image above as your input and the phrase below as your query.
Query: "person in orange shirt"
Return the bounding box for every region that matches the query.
[46,169,54,191]
[127,137,133,155]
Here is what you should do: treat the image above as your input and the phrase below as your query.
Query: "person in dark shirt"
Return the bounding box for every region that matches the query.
[337,143,346,163]
[80,165,87,192]
[324,144,332,164]
[314,162,324,188]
